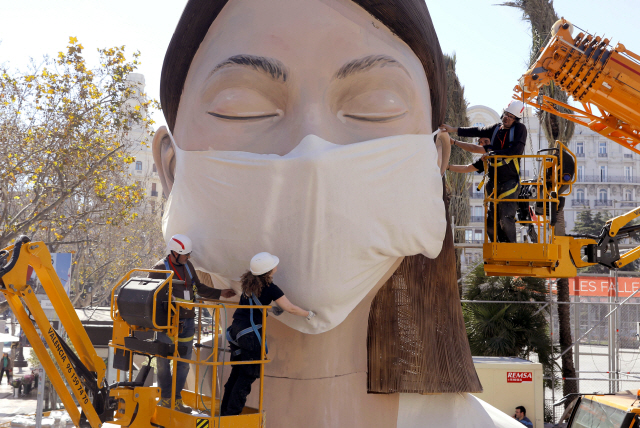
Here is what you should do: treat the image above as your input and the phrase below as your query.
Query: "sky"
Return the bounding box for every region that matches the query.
[1,0,638,129]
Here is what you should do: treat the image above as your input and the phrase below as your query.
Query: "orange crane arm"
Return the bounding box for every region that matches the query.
[515,18,640,153]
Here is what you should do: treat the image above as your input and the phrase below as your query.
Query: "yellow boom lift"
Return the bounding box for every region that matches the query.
[483,18,640,278]
[0,236,268,428]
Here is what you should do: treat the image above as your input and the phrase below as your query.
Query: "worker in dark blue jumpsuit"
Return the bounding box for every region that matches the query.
[442,100,528,243]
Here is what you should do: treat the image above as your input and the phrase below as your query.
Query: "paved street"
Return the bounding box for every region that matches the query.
[0,365,38,424]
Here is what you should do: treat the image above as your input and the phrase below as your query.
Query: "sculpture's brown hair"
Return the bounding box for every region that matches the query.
[160,0,480,394]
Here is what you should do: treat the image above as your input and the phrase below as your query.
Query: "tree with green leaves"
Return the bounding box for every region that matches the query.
[443,53,472,286]
[463,265,555,378]
[0,38,163,312]
[502,0,578,398]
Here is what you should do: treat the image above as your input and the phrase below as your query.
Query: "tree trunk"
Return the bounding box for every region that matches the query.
[554,210,577,397]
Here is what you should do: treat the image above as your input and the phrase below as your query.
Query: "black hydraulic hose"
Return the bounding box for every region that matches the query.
[0,235,31,279]
[566,233,600,240]
[618,223,640,235]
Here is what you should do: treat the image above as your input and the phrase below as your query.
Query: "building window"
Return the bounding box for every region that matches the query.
[152,163,157,173]
[576,142,584,156]
[474,230,483,242]
[576,189,585,201]
[599,189,608,202]
[600,165,607,182]
[474,122,484,128]
[465,230,473,243]
[135,161,142,171]
[151,183,158,197]
[625,189,633,201]
[625,166,633,182]
[577,166,584,182]
[598,142,607,157]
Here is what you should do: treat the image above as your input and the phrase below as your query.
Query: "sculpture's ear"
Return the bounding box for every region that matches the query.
[435,132,451,176]
[152,126,176,197]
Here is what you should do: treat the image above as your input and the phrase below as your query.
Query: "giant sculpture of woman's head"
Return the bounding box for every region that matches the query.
[154,0,479,395]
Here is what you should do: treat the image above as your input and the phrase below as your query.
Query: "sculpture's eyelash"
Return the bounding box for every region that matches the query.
[207,112,280,121]
[342,112,407,123]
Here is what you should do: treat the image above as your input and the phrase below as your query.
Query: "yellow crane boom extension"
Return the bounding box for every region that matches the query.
[0,236,106,428]
[482,18,640,277]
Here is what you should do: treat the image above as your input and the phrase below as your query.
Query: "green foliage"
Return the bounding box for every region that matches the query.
[501,0,574,144]
[573,210,609,237]
[463,265,556,379]
[443,53,472,280]
[0,38,166,310]
[0,37,158,249]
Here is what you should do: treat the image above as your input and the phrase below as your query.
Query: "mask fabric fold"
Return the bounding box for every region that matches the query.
[163,132,446,334]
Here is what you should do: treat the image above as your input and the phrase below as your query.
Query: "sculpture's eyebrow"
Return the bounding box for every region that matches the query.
[210,54,288,82]
[334,55,410,80]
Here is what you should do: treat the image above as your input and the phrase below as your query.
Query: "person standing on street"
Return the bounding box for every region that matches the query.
[1,352,13,384]
[442,100,528,243]
[148,233,236,413]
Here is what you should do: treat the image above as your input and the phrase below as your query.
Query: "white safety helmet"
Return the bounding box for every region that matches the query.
[504,100,525,119]
[250,252,280,276]
[167,234,193,255]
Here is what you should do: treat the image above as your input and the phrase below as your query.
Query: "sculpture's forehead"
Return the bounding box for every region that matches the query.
[187,0,425,81]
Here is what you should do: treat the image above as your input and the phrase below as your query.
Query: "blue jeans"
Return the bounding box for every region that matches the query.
[157,317,194,400]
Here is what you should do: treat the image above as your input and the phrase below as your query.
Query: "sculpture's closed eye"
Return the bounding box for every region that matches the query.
[207,87,283,121]
[338,89,408,123]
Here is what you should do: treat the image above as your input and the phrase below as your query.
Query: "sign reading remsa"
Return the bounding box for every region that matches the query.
[507,372,533,383]
[569,277,640,297]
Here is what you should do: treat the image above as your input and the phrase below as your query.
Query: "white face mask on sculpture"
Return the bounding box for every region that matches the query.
[163,132,446,334]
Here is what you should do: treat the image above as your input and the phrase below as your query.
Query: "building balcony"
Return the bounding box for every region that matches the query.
[619,201,637,208]
[571,199,590,207]
[598,152,608,157]
[577,175,639,184]
[594,200,613,207]
[576,152,585,157]
[469,191,484,199]
[463,239,484,244]
[151,190,158,197]
[625,154,633,159]
[470,216,485,223]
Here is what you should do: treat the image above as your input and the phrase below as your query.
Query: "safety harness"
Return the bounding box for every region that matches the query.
[163,259,196,343]
[226,294,267,357]
[477,125,520,199]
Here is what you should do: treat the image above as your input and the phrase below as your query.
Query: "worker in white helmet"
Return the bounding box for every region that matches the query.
[148,233,236,413]
[220,252,315,416]
[441,100,528,243]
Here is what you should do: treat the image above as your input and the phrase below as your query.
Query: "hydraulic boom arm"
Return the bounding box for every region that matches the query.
[507,18,640,274]
[0,236,109,428]
[515,18,640,152]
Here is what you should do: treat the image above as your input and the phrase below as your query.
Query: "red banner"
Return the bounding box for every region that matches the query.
[569,276,640,297]
[507,372,532,383]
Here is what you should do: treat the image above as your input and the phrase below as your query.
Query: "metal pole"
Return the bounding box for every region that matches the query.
[574,290,580,393]
[35,366,45,428]
[613,269,620,392]
[549,278,555,423]
[608,270,615,393]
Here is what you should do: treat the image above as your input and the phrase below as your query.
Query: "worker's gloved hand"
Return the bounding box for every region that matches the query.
[306,310,316,321]
[220,289,236,299]
[271,306,284,316]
